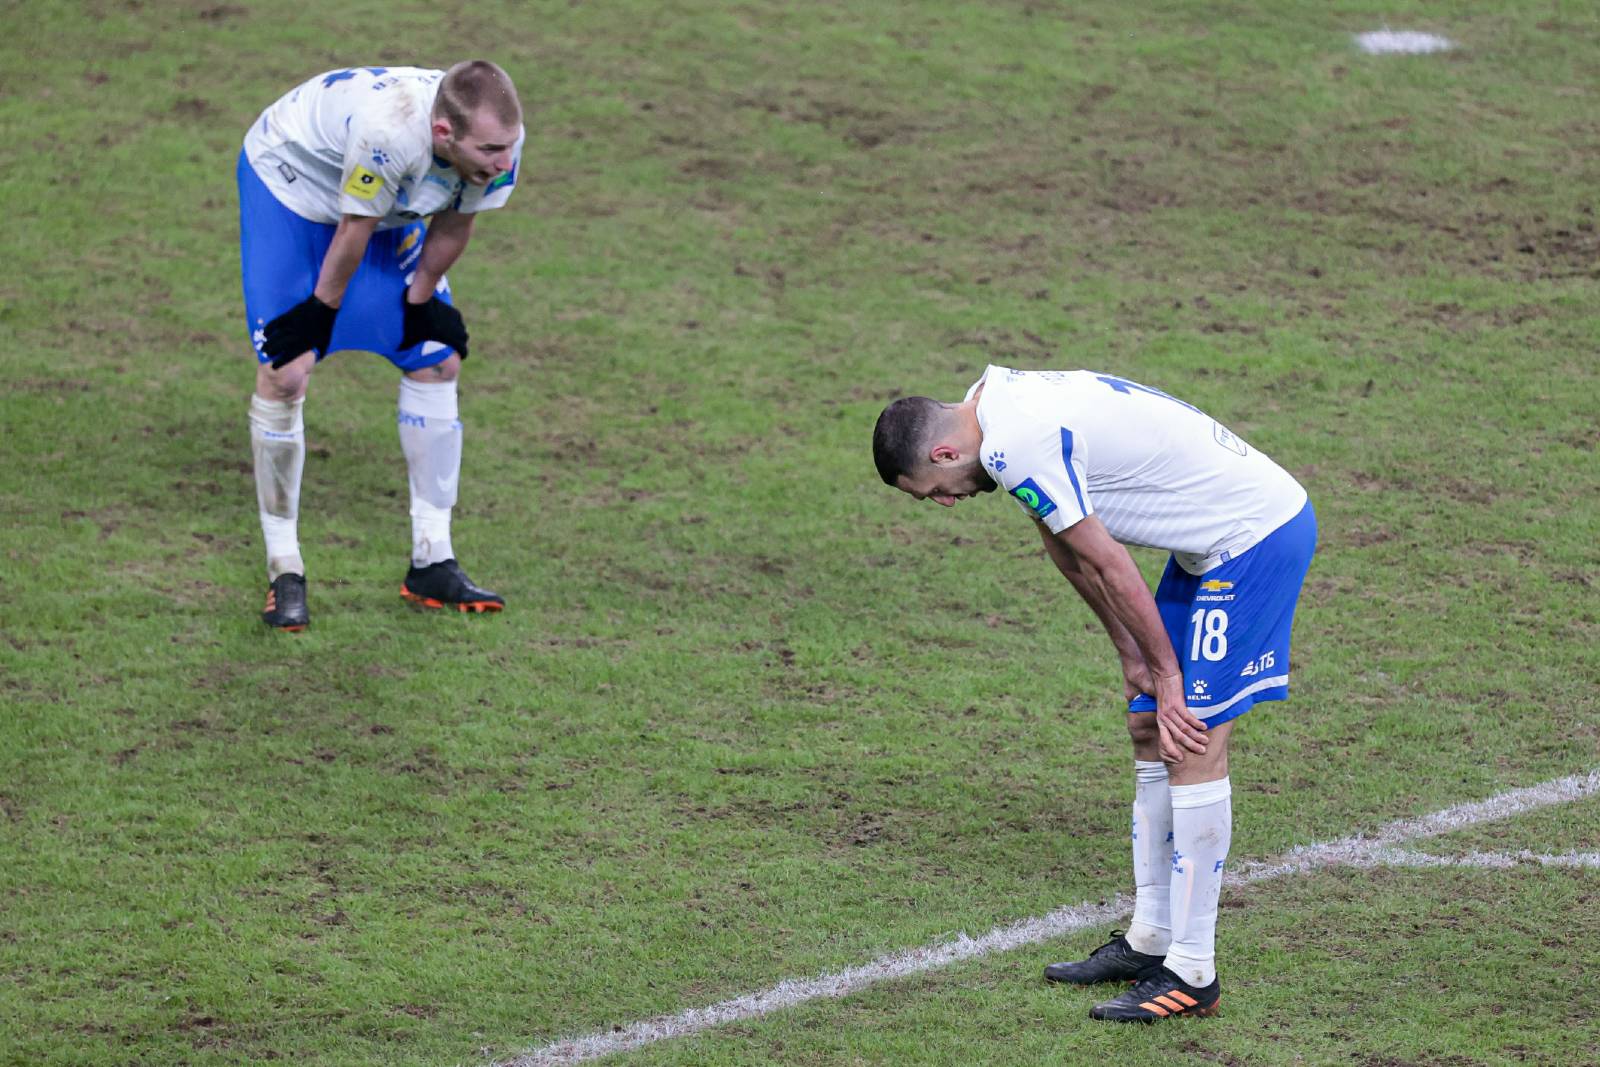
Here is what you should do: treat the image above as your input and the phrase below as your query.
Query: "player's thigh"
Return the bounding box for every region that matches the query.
[237,152,334,364]
[330,220,457,373]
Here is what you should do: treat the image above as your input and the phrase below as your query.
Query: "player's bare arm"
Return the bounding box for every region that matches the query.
[406,209,475,303]
[400,209,474,358]
[1036,521,1154,702]
[313,214,383,307]
[1055,514,1208,762]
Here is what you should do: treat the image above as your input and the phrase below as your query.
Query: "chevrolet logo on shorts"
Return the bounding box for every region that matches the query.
[1199,579,1234,592]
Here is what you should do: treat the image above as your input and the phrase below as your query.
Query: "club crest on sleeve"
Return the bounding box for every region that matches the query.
[1009,477,1057,519]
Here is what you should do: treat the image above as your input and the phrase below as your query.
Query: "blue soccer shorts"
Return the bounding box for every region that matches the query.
[236,151,456,372]
[1128,499,1318,728]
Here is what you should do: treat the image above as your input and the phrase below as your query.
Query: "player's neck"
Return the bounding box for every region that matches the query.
[953,394,984,452]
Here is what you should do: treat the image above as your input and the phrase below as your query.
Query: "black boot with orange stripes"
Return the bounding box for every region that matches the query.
[262,573,309,632]
[1089,966,1219,1022]
[400,558,504,613]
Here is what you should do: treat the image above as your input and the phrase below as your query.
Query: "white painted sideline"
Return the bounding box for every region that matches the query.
[1355,30,1454,55]
[1366,848,1600,870]
[491,769,1599,1067]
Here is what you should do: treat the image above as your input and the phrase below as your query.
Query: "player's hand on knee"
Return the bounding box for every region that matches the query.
[1157,719,1196,763]
[401,294,469,358]
[1157,700,1208,761]
[263,295,337,368]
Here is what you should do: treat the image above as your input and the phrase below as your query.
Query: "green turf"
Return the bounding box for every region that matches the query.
[1,1,1597,1064]
[627,807,1600,1066]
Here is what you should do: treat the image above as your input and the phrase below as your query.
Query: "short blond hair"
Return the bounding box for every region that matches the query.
[434,60,521,135]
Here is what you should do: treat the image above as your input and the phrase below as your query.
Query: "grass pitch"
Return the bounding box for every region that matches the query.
[1,1,1597,1064]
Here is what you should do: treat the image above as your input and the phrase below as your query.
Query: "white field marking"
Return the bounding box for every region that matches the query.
[492,769,1599,1067]
[1355,29,1454,55]
[1364,848,1600,870]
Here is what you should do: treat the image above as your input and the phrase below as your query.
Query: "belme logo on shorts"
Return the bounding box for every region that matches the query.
[1008,477,1057,519]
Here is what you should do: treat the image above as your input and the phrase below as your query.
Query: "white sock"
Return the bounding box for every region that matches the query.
[397,377,461,567]
[1125,760,1173,956]
[250,394,305,580]
[1165,776,1232,987]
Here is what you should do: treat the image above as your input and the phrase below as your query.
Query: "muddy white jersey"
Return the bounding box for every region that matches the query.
[243,66,522,229]
[969,365,1307,575]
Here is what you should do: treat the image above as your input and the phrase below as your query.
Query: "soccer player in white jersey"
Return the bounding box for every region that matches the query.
[238,62,524,629]
[873,366,1317,1022]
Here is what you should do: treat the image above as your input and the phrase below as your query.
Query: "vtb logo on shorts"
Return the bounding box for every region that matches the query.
[1009,478,1057,520]
[343,165,384,200]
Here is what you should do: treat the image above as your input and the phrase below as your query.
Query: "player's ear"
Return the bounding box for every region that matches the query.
[431,116,455,143]
[929,443,960,465]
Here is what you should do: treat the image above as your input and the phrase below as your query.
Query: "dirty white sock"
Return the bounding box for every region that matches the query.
[1125,760,1173,956]
[250,394,305,580]
[397,377,460,567]
[1165,776,1232,986]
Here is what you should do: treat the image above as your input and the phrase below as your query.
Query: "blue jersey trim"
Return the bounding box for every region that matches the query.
[1060,428,1088,515]
[1095,374,1204,414]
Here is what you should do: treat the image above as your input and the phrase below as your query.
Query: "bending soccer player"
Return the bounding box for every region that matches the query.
[239,62,523,629]
[872,366,1316,1022]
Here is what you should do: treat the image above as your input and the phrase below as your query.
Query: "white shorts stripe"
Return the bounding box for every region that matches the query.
[1188,673,1287,718]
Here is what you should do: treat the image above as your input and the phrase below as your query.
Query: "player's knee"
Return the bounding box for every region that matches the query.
[406,354,461,383]
[256,356,313,402]
[1126,712,1159,745]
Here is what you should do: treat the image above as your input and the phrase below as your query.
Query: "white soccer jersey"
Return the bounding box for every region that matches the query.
[970,366,1307,575]
[243,66,523,229]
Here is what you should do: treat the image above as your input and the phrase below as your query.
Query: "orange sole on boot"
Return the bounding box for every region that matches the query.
[401,587,503,613]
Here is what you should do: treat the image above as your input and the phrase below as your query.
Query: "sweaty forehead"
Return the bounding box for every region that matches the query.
[463,110,520,144]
